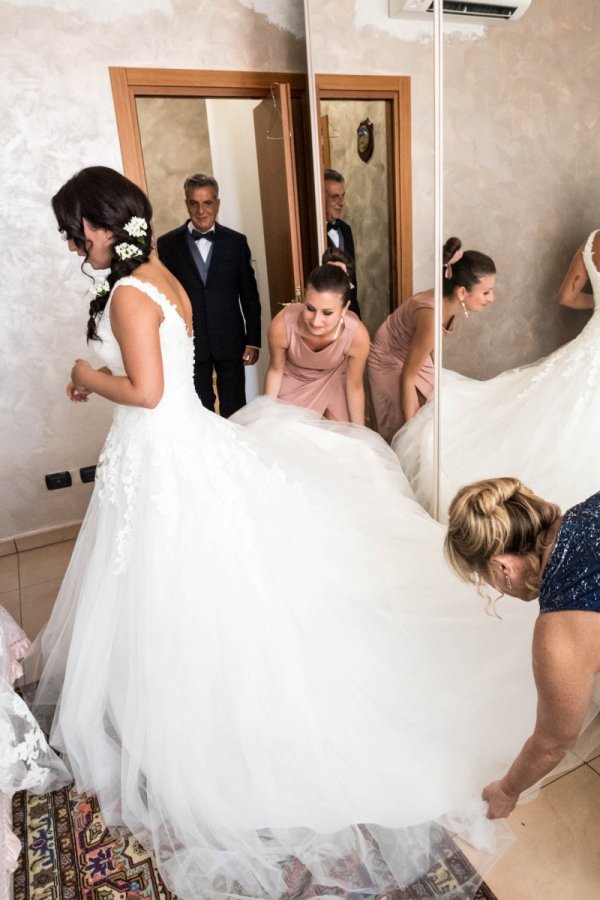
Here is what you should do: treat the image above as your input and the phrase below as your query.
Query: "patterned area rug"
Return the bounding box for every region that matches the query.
[12,786,497,900]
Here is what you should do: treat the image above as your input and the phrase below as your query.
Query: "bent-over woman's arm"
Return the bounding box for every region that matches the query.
[400,308,435,423]
[263,311,289,398]
[345,322,370,425]
[483,611,598,818]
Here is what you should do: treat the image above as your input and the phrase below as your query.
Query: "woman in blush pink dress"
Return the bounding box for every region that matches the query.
[367,238,496,443]
[264,262,370,424]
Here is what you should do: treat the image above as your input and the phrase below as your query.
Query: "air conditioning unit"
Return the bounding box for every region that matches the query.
[389,0,532,24]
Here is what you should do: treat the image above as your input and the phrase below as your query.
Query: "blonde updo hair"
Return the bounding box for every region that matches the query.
[445,477,561,596]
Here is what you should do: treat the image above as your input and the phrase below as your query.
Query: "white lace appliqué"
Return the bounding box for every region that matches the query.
[0,693,51,791]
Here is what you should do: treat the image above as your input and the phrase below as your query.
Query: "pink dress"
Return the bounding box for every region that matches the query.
[278,304,361,422]
[367,292,454,443]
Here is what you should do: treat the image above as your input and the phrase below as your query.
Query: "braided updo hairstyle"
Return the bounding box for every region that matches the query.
[445,477,561,597]
[442,236,496,297]
[52,166,153,342]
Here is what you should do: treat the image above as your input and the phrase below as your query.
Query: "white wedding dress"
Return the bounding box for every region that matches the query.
[32,276,559,899]
[394,229,600,520]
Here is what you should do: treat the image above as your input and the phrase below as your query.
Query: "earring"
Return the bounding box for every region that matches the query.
[460,299,469,319]
[505,574,512,590]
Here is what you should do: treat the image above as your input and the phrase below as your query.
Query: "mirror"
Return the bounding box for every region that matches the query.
[110,67,317,402]
[305,1,600,520]
[435,1,600,518]
[316,76,413,337]
[304,0,436,473]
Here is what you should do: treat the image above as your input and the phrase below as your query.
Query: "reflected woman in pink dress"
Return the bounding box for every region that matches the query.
[367,238,496,443]
[264,263,370,424]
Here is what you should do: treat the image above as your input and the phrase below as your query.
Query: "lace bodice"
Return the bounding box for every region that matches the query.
[96,276,196,409]
[92,275,269,575]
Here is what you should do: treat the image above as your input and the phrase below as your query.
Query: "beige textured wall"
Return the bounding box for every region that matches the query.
[442,0,600,377]
[321,99,390,336]
[136,97,214,240]
[0,0,305,540]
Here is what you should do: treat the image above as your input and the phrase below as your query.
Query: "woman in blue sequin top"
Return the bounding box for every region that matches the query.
[444,477,600,819]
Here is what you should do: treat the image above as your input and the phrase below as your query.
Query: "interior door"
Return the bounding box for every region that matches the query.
[253,83,304,317]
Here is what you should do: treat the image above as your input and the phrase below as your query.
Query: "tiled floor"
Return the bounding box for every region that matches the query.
[2,537,600,898]
[0,526,78,639]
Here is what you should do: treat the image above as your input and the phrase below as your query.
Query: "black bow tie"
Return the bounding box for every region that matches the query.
[327,220,341,232]
[191,228,215,242]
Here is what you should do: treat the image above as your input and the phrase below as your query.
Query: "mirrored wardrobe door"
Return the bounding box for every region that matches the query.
[304,0,437,499]
[438,0,600,519]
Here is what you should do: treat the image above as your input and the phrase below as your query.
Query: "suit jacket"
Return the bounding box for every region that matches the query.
[327,219,360,318]
[157,221,261,362]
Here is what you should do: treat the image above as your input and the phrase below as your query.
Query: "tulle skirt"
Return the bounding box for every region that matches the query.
[394,312,600,521]
[30,396,547,899]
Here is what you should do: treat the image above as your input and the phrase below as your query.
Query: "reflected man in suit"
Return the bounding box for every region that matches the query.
[324,168,361,318]
[157,174,261,417]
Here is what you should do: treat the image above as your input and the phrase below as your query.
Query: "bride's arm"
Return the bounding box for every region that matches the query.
[558,241,594,309]
[70,285,164,408]
[67,367,112,403]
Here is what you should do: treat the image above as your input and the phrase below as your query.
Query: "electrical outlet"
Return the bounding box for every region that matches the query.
[45,471,72,490]
[79,465,97,483]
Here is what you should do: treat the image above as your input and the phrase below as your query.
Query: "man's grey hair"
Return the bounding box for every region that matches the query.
[324,168,345,184]
[184,173,219,196]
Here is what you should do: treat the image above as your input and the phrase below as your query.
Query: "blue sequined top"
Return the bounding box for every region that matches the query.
[539,492,600,613]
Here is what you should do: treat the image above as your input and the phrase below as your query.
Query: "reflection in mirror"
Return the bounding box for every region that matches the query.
[314,75,414,339]
[436,0,600,516]
[395,1,600,522]
[320,98,391,335]
[304,2,434,475]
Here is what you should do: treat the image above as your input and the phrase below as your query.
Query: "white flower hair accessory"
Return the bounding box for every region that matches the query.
[114,216,148,261]
[123,216,148,241]
[115,242,143,260]
[90,277,110,299]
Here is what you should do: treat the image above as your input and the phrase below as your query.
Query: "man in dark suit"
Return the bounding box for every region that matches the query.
[324,168,361,318]
[157,173,261,417]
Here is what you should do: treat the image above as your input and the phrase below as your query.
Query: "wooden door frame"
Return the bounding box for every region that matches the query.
[109,66,317,283]
[315,74,413,306]
[110,67,308,187]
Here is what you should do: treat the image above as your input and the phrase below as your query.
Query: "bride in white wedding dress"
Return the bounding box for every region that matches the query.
[31,167,580,900]
[394,230,600,521]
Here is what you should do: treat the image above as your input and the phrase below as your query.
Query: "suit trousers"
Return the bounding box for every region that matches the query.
[194,357,247,418]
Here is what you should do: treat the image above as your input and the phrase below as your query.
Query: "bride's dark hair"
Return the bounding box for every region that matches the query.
[52,166,153,342]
